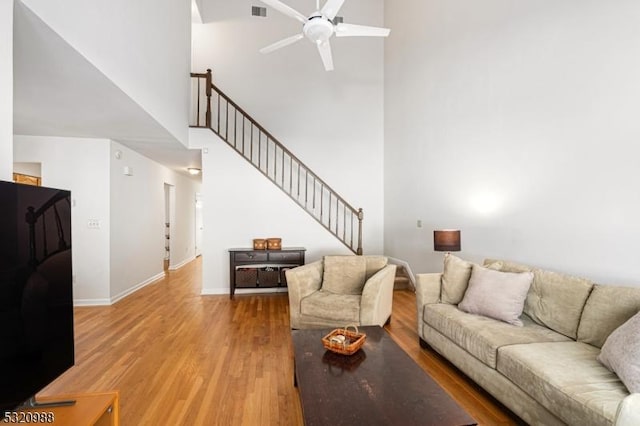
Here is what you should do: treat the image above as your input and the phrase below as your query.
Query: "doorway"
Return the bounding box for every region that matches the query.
[164,183,175,271]
[195,193,203,257]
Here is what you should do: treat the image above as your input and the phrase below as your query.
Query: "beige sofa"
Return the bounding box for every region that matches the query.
[416,257,640,426]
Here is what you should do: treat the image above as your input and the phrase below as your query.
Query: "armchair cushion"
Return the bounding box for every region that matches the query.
[300,290,361,323]
[322,255,367,295]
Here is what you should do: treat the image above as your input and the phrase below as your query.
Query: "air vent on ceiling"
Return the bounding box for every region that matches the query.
[252,6,267,17]
[333,16,344,24]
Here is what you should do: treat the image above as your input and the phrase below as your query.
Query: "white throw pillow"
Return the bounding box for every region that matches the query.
[441,255,503,304]
[598,311,640,393]
[458,265,533,326]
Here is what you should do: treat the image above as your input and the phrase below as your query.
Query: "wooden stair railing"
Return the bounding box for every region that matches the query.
[190,69,363,255]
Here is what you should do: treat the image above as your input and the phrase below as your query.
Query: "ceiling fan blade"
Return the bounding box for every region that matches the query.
[260,0,307,23]
[317,41,334,71]
[321,0,345,20]
[259,33,304,54]
[335,23,391,37]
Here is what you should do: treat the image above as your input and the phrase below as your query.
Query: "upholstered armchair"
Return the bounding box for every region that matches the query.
[285,255,397,329]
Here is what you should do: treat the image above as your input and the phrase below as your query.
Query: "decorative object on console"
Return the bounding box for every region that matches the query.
[433,229,461,252]
[253,239,266,250]
[266,237,282,250]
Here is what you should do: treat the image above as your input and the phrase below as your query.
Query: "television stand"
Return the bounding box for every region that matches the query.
[16,391,119,426]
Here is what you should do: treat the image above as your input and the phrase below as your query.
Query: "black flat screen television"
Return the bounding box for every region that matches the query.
[0,180,74,413]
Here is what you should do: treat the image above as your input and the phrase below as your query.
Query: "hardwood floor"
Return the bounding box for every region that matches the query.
[41,257,519,425]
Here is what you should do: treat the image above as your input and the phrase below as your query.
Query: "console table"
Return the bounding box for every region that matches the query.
[228,247,306,299]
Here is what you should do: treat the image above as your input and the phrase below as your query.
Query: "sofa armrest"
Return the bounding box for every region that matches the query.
[615,393,640,426]
[285,260,323,329]
[415,273,442,307]
[415,273,442,338]
[360,264,397,326]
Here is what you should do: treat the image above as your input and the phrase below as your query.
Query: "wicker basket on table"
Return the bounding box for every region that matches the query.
[321,325,366,356]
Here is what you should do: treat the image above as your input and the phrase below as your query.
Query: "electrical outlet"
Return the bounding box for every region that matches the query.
[87,219,101,229]
[417,219,423,228]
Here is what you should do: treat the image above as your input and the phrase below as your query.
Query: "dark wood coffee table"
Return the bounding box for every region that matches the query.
[291,326,476,426]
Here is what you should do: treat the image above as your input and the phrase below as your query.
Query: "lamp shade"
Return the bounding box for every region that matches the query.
[434,229,461,252]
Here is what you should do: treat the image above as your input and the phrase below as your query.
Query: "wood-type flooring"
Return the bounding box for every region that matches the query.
[41,257,520,425]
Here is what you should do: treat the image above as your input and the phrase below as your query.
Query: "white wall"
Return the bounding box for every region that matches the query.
[0,0,13,180]
[384,0,640,286]
[13,135,112,302]
[13,162,41,177]
[110,141,201,300]
[21,0,192,147]
[191,129,353,295]
[191,0,385,283]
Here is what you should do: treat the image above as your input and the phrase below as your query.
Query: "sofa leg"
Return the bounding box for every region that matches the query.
[419,337,430,349]
[384,315,391,326]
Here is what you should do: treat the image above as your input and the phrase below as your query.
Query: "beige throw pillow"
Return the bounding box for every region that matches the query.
[598,311,640,393]
[441,254,473,304]
[322,255,367,295]
[458,265,534,326]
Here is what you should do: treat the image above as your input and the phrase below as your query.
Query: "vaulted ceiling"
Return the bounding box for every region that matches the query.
[13,2,201,177]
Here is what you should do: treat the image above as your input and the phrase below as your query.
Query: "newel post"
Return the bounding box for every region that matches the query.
[356,208,363,255]
[205,69,212,128]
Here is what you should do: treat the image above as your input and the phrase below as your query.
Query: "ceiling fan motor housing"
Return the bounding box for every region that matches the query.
[303,15,334,43]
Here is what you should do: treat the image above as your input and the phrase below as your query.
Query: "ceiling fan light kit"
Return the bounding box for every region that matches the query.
[259,0,390,71]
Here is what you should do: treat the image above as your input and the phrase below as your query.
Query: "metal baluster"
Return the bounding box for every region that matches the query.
[196,78,201,126]
[289,156,293,196]
[217,93,220,133]
[234,108,237,149]
[343,204,346,241]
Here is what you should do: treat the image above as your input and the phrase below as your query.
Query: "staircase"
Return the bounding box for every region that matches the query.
[190,70,363,254]
[393,265,412,290]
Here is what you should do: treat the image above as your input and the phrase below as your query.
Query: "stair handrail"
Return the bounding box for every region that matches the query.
[190,69,363,255]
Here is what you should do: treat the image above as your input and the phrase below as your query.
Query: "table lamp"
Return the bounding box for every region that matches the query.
[433,229,461,253]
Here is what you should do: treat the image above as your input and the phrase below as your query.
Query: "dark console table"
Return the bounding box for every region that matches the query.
[228,247,306,299]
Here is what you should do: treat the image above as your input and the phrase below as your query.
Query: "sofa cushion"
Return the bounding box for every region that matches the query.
[525,269,593,339]
[498,341,627,426]
[300,290,361,323]
[458,265,533,326]
[598,311,640,393]
[485,258,594,339]
[484,258,531,273]
[578,284,640,348]
[423,303,570,368]
[322,255,367,295]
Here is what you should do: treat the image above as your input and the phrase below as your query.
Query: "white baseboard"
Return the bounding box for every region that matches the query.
[169,255,195,271]
[74,298,112,307]
[110,271,165,304]
[74,271,165,306]
[201,287,288,296]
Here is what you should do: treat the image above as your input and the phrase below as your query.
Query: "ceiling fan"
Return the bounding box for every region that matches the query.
[259,0,390,71]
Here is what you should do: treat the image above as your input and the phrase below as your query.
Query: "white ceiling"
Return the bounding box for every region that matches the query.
[13,2,201,178]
